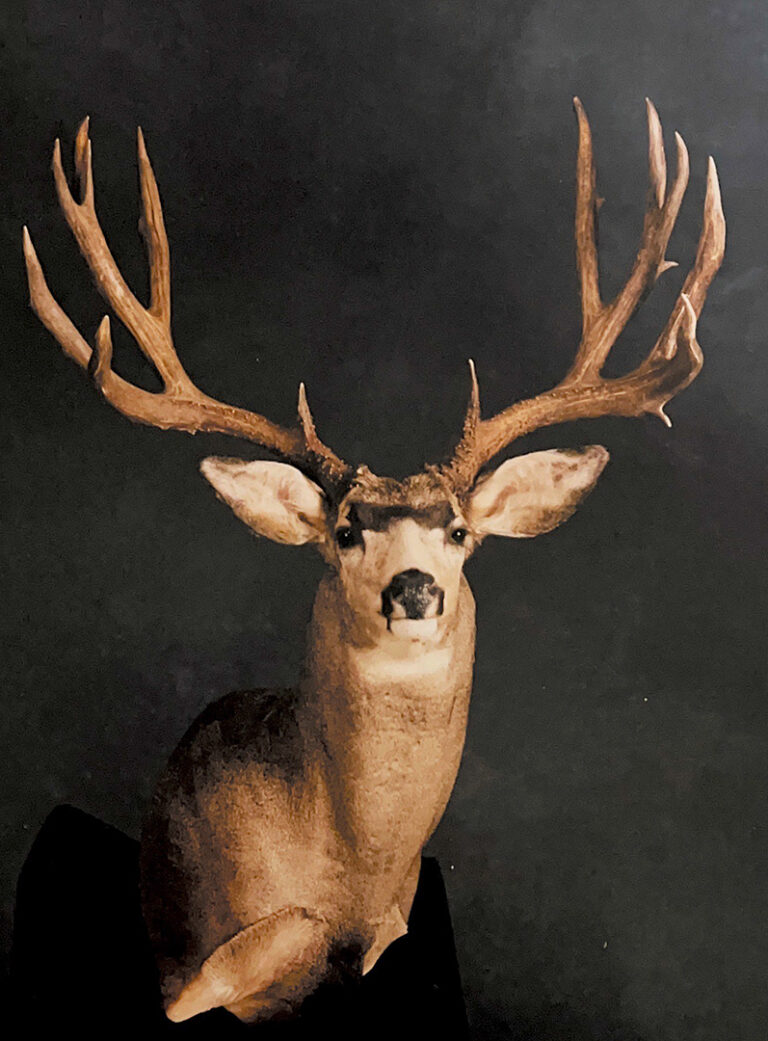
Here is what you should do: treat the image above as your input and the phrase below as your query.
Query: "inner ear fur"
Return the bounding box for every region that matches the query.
[468,445,609,538]
[200,458,328,545]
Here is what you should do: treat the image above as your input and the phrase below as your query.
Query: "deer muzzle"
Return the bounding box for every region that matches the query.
[381,569,444,637]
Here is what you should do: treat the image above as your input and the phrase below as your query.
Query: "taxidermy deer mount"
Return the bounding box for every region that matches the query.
[24,98,724,1023]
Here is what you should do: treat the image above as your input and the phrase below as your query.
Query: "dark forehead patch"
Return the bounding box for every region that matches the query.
[351,502,456,532]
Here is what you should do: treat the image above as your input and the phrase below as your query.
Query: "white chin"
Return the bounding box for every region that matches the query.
[388,618,439,641]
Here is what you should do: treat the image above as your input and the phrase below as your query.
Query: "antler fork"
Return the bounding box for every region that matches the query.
[23,118,352,493]
[445,98,726,493]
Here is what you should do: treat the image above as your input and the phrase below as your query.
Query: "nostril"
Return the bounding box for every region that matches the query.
[389,569,435,594]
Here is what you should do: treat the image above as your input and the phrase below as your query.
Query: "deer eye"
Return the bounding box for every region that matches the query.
[335,527,356,549]
[450,527,469,546]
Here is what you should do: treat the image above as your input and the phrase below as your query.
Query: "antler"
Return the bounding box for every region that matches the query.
[23,119,352,494]
[444,98,726,494]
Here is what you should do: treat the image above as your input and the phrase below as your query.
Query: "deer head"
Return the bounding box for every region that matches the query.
[198,448,608,649]
[23,100,724,651]
[23,99,725,1022]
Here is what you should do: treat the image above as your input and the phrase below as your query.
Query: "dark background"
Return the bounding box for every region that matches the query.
[2,2,766,1038]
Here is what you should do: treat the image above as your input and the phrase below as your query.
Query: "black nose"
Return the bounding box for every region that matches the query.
[381,569,444,621]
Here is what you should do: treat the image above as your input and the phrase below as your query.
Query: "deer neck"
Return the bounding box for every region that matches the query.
[298,571,476,874]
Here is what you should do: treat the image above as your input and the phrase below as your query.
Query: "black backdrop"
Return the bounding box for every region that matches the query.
[2,2,766,1038]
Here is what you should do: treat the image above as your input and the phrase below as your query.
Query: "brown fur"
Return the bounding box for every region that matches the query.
[140,452,608,1022]
[140,569,476,1022]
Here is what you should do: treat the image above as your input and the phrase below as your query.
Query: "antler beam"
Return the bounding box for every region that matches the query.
[445,98,726,493]
[23,119,351,492]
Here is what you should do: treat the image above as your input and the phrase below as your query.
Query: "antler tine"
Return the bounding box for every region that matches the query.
[25,122,352,493]
[137,126,172,327]
[674,156,725,317]
[564,97,690,386]
[49,119,188,390]
[635,155,726,424]
[443,100,725,494]
[573,97,601,332]
[23,224,92,370]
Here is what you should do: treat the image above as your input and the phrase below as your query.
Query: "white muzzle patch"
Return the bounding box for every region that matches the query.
[388,618,439,641]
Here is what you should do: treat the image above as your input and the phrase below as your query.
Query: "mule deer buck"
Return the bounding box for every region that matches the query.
[23,98,724,1023]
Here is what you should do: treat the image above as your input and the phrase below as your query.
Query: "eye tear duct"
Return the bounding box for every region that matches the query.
[23,98,724,1023]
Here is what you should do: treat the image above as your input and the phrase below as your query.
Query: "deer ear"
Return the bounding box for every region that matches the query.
[200,458,328,545]
[468,446,609,538]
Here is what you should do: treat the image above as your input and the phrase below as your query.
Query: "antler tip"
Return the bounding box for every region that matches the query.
[645,98,667,208]
[297,381,319,441]
[704,159,726,251]
[645,98,662,135]
[51,137,69,195]
[89,315,114,385]
[462,358,480,435]
[655,405,673,428]
[673,131,690,171]
[645,99,664,144]
[22,224,39,269]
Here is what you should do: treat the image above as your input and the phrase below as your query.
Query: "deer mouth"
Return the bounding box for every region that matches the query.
[387,617,440,640]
